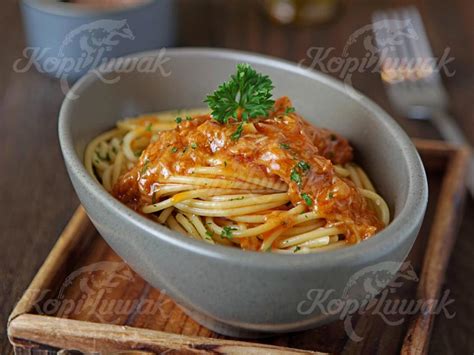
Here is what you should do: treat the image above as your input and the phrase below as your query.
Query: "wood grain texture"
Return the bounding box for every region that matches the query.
[402,145,470,355]
[6,142,469,354]
[7,208,93,325]
[10,315,317,354]
[1,0,473,354]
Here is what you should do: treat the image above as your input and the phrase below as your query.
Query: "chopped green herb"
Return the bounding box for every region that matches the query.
[297,161,310,172]
[221,226,237,239]
[293,246,301,253]
[186,116,193,121]
[140,159,150,174]
[231,122,244,141]
[191,142,198,149]
[229,196,245,201]
[301,193,313,206]
[171,147,178,153]
[280,143,290,150]
[134,151,141,157]
[290,168,302,186]
[175,117,182,124]
[145,122,153,131]
[284,107,296,115]
[204,231,214,241]
[328,192,334,199]
[205,63,274,124]
[290,161,310,188]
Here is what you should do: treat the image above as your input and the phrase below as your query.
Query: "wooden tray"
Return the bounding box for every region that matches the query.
[8,139,470,355]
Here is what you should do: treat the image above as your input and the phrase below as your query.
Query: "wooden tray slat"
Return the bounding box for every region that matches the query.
[11,314,315,354]
[8,139,470,354]
[402,141,470,354]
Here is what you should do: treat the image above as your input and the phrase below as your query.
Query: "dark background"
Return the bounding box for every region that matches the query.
[1,0,472,353]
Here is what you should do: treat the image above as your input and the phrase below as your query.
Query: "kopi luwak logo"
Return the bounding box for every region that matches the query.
[13,19,171,98]
[297,261,455,342]
[298,19,455,87]
[15,20,134,78]
[26,261,169,324]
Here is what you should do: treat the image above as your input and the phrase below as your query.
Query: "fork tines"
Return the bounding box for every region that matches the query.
[372,6,439,84]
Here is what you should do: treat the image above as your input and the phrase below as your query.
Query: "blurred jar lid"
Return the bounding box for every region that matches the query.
[62,0,149,10]
[21,0,154,16]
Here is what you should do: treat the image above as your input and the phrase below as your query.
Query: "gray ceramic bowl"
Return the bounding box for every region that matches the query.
[20,0,175,81]
[59,48,428,338]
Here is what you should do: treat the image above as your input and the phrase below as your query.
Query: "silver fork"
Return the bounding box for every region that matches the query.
[372,6,474,196]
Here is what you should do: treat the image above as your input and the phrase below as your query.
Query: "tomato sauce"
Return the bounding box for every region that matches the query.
[113,97,383,242]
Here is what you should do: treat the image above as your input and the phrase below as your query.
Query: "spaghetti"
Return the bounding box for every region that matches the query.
[85,99,389,254]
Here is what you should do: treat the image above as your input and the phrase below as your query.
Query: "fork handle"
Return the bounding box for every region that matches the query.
[431,110,474,197]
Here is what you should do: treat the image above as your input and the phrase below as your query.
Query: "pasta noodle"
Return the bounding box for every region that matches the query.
[85,103,390,254]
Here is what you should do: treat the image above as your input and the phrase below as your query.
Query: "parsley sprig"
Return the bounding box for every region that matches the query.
[231,122,244,140]
[205,64,275,124]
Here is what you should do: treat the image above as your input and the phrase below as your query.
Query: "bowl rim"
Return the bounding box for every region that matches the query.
[59,47,428,270]
[21,0,156,17]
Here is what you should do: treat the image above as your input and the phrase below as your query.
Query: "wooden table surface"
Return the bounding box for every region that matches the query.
[0,0,472,353]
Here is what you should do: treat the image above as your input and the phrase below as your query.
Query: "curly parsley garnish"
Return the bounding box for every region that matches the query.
[205,63,274,124]
[230,122,244,141]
